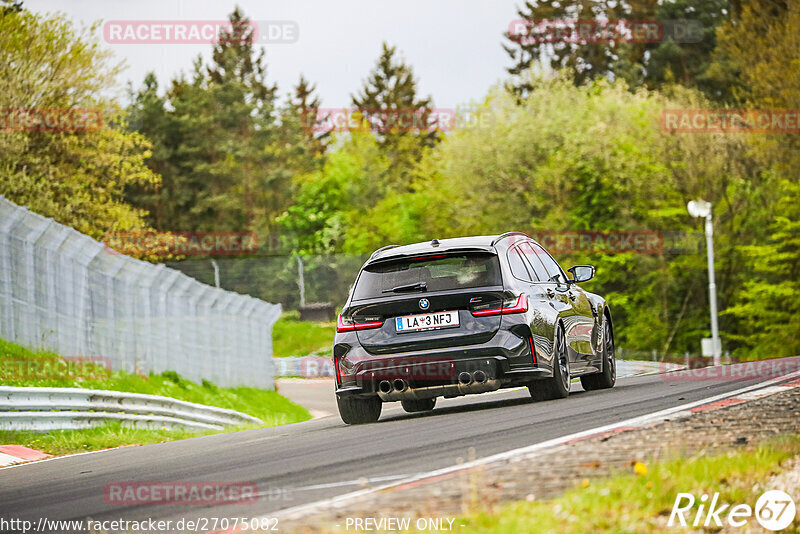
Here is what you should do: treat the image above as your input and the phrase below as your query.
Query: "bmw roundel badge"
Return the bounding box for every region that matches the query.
[419,298,430,310]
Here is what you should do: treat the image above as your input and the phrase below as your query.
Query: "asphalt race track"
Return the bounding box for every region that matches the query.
[2,359,798,530]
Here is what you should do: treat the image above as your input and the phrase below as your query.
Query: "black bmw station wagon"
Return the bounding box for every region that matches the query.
[333,232,616,424]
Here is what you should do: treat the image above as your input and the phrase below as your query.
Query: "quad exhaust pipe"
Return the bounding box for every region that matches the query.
[377,371,500,401]
[378,380,393,394]
[379,379,410,395]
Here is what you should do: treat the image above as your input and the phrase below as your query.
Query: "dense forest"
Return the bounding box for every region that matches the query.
[1,1,798,359]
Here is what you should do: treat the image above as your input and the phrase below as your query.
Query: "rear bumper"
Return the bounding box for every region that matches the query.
[334,328,549,399]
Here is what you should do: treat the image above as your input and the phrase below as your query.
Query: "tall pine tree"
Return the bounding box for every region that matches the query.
[352,43,439,189]
[127,8,304,245]
[281,74,329,169]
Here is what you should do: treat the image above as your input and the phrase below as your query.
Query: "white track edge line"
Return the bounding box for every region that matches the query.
[270,370,800,520]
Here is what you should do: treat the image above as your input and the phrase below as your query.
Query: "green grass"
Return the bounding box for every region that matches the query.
[0,338,311,455]
[272,311,335,357]
[453,435,800,533]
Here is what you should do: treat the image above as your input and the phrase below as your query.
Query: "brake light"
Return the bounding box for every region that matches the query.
[404,254,447,262]
[336,314,384,333]
[472,294,528,316]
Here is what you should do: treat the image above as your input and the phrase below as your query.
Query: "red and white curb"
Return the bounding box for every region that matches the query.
[261,370,800,525]
[0,445,51,466]
[684,379,800,415]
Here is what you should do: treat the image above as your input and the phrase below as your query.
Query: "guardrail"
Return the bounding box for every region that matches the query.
[0,387,263,431]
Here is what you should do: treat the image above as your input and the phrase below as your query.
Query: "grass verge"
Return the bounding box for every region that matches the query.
[0,338,311,456]
[272,311,334,357]
[455,435,800,533]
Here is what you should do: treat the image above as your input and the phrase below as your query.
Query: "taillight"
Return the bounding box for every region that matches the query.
[472,294,528,317]
[336,314,384,333]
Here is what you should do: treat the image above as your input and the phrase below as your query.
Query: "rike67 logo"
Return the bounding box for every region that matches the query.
[669,490,796,531]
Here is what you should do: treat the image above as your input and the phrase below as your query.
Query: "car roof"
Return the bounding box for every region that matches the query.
[368,233,529,263]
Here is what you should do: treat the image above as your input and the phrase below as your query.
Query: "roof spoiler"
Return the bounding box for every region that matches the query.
[367,246,496,265]
[369,244,401,260]
[490,231,530,246]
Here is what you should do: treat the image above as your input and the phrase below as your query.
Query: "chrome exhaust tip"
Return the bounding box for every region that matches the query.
[473,370,488,384]
[393,379,408,392]
[378,380,393,394]
[458,372,473,385]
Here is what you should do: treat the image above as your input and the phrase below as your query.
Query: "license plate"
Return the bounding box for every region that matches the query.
[395,311,460,333]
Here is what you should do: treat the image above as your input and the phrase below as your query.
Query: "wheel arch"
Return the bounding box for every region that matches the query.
[603,305,613,335]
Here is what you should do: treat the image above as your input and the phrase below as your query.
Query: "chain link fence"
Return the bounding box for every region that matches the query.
[0,196,280,388]
[168,254,368,311]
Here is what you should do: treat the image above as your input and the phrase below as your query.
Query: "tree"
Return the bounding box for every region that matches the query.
[0,9,159,240]
[199,7,282,234]
[277,129,388,254]
[394,75,763,355]
[645,0,733,100]
[724,180,800,358]
[127,7,299,243]
[711,0,800,357]
[284,74,329,160]
[352,43,439,189]
[125,73,176,229]
[504,0,733,100]
[1,0,22,15]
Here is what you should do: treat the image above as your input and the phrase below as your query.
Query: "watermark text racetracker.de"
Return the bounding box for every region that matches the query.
[528,230,663,255]
[306,108,456,133]
[103,20,298,44]
[105,481,257,506]
[662,109,800,133]
[662,357,800,381]
[1,356,111,380]
[507,18,703,44]
[104,231,258,256]
[0,108,102,132]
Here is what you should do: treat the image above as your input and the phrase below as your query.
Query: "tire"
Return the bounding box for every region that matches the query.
[529,323,570,401]
[337,395,382,424]
[401,398,436,413]
[581,316,616,391]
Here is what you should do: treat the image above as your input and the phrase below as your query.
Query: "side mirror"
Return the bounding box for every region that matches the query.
[568,265,595,284]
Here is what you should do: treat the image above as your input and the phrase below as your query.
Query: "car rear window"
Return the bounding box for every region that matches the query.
[353,253,502,300]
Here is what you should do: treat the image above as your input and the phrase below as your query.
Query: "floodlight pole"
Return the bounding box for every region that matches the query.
[210,259,220,288]
[298,256,306,308]
[704,210,721,366]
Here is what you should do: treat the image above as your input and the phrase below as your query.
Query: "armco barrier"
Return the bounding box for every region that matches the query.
[0,386,263,431]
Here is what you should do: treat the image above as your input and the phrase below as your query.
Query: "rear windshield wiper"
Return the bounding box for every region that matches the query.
[383,281,427,293]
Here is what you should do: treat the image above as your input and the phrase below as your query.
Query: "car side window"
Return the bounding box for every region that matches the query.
[529,242,568,284]
[518,242,548,282]
[507,245,533,281]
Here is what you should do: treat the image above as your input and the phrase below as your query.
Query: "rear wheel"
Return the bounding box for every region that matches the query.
[337,395,382,424]
[401,398,436,413]
[529,323,570,401]
[581,317,616,391]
